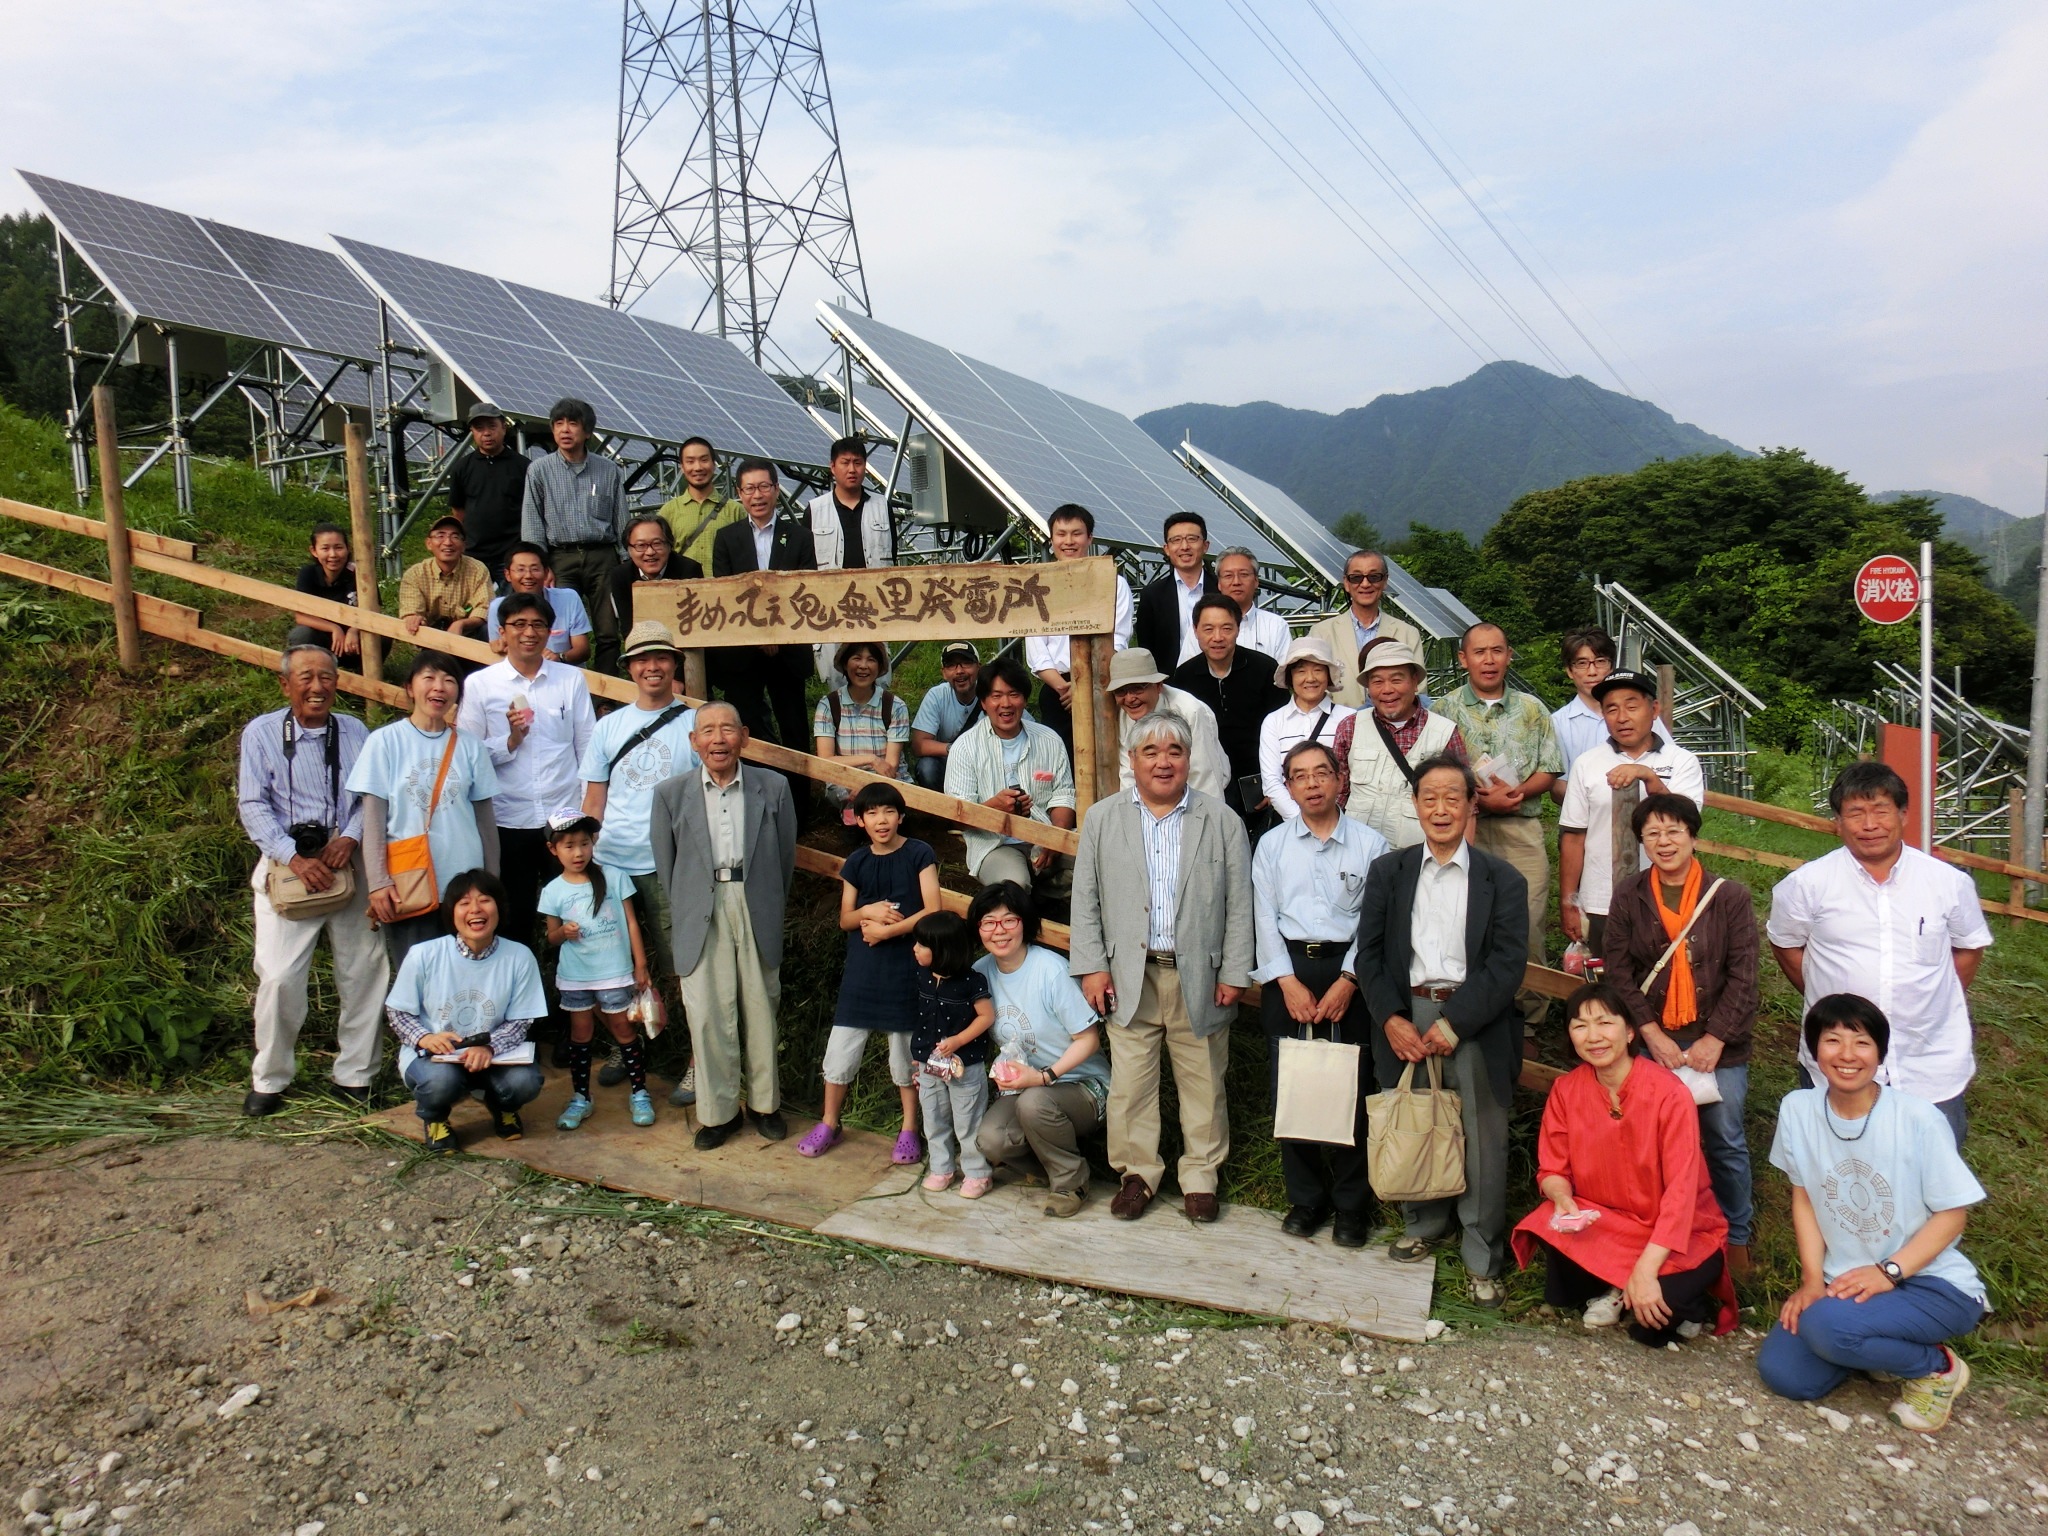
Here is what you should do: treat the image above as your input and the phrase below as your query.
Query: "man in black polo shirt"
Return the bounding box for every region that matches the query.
[447,402,528,584]
[1169,592,1278,826]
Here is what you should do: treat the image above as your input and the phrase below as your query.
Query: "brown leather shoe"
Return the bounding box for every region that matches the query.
[1725,1243,1752,1282]
[1183,1192,1220,1224]
[1110,1175,1152,1220]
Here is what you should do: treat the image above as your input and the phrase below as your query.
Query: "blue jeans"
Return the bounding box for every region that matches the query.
[913,755,947,792]
[1796,1067,1967,1149]
[1757,1276,1984,1400]
[403,1057,544,1125]
[1696,1063,1754,1245]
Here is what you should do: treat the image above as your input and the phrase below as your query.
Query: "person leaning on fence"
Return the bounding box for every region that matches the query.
[1766,761,1992,1148]
[446,402,529,583]
[909,641,983,793]
[1755,995,1987,1432]
[813,640,913,812]
[970,882,1112,1219]
[1106,647,1229,803]
[604,513,702,675]
[1600,792,1759,1276]
[385,868,547,1155]
[1252,739,1391,1246]
[1355,755,1528,1308]
[942,656,1076,891]
[520,397,628,671]
[649,701,798,1150]
[1071,709,1255,1226]
[348,651,500,974]
[487,543,591,666]
[1330,641,1466,848]
[286,522,361,669]
[1308,549,1424,709]
[1510,982,1736,1346]
[398,515,491,647]
[1026,502,1134,751]
[236,644,389,1117]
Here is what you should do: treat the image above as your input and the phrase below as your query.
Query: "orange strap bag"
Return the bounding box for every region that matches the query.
[384,732,458,921]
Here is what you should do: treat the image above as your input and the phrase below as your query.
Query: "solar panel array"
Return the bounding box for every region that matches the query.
[23,171,409,365]
[1177,439,1472,641]
[818,302,1291,568]
[336,237,833,465]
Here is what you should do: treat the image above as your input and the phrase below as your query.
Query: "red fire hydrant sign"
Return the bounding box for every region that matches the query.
[1854,555,1920,625]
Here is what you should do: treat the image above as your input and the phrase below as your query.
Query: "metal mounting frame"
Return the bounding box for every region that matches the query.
[1593,577,1760,797]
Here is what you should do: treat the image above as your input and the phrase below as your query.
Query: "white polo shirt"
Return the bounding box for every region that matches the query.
[1557,735,1705,915]
[1767,844,1993,1103]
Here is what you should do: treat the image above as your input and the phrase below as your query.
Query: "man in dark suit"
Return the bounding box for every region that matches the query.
[1356,755,1528,1308]
[649,700,799,1150]
[710,456,818,765]
[1168,592,1278,822]
[1129,511,1217,671]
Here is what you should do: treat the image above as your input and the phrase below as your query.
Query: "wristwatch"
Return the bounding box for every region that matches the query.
[1878,1260,1905,1285]
[1041,1067,1060,1087]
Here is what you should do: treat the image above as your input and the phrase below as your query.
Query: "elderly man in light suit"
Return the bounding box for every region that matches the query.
[1072,711,1255,1224]
[650,700,798,1151]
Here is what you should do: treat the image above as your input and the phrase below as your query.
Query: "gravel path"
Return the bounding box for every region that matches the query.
[3,1135,2042,1536]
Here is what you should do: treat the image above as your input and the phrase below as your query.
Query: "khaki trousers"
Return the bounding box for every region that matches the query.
[677,882,781,1125]
[1107,962,1231,1196]
[1473,813,1548,1031]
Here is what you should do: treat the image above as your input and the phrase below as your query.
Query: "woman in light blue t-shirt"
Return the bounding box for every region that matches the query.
[1757,995,1986,1433]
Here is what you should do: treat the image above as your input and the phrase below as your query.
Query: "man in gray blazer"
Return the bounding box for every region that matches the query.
[650,701,798,1150]
[1072,711,1255,1223]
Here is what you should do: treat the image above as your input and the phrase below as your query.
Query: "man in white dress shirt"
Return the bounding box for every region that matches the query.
[1027,503,1133,751]
[1767,761,1992,1146]
[1215,547,1290,662]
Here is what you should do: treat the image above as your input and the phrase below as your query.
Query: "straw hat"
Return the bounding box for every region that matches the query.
[1103,647,1168,691]
[1359,639,1425,677]
[1275,634,1336,690]
[619,619,681,660]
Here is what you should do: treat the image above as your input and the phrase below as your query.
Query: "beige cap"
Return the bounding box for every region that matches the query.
[1275,634,1336,689]
[1360,639,1425,677]
[619,618,681,660]
[1104,647,1168,691]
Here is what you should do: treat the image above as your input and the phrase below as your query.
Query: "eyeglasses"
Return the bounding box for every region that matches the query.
[626,539,669,553]
[1345,570,1388,585]
[977,913,1022,932]
[1566,657,1610,673]
[1164,534,1206,548]
[503,619,551,632]
[1286,768,1338,785]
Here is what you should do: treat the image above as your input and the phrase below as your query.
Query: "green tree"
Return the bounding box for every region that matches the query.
[1331,511,1383,550]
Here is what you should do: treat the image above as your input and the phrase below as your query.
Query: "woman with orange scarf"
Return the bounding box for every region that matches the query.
[1602,792,1759,1276]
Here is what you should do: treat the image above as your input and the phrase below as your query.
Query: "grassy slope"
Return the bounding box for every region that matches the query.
[0,404,2042,1374]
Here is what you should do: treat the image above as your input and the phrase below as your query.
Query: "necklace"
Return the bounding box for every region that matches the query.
[1823,1085,1878,1141]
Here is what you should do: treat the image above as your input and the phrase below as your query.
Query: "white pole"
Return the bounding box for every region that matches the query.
[1920,540,1935,850]
[2024,434,2048,889]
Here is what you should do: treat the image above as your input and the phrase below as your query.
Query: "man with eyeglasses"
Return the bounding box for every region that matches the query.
[1549,626,1670,801]
[604,514,703,675]
[1310,551,1424,708]
[1131,511,1218,669]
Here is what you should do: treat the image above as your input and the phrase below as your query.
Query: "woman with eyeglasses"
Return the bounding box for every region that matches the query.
[1308,551,1424,709]
[968,881,1110,1219]
[605,514,703,676]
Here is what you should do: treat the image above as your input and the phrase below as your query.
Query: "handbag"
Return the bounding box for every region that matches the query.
[1273,1026,1362,1145]
[1366,1057,1467,1203]
[266,857,355,920]
[383,732,458,922]
[1673,1065,1724,1106]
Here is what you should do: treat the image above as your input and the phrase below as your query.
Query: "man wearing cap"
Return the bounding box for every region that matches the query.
[1258,635,1355,821]
[658,436,743,571]
[583,620,703,1104]
[1130,511,1218,669]
[521,397,629,671]
[446,403,529,583]
[1331,642,1467,847]
[943,656,1077,890]
[1309,550,1424,708]
[910,642,986,792]
[1215,548,1290,663]
[1107,648,1229,803]
[398,515,492,644]
[1438,622,1562,1033]
[1027,503,1134,752]
[1557,668,1705,955]
[1169,592,1278,822]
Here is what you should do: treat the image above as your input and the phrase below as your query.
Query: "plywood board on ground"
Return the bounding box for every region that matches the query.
[364,1069,918,1232]
[814,1173,1436,1342]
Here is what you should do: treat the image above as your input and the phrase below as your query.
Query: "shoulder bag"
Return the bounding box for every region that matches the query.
[1639,876,1726,1106]
[383,731,459,922]
[265,715,354,919]
[1366,1057,1466,1202]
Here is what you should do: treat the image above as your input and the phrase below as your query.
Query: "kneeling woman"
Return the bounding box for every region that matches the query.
[1757,994,1985,1432]
[385,869,548,1153]
[1511,983,1734,1346]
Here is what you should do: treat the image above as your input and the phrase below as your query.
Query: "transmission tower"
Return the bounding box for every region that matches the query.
[609,0,870,372]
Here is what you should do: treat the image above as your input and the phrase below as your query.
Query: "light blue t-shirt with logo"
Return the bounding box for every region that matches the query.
[386,934,547,1072]
[346,721,498,899]
[974,946,1109,1104]
[538,868,637,990]
[578,702,699,875]
[1768,1086,1986,1303]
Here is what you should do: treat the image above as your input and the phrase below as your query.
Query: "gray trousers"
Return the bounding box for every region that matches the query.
[919,1061,992,1178]
[977,1081,1101,1196]
[1397,996,1509,1279]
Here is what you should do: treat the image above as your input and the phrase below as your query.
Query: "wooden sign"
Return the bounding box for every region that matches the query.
[632,555,1117,648]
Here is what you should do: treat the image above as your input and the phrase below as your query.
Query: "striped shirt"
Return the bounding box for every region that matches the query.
[1136,787,1190,952]
[520,450,627,549]
[237,706,368,864]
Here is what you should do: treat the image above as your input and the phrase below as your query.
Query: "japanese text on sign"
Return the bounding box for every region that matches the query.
[1852,554,1919,626]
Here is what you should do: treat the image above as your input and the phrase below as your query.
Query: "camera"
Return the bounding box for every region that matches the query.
[289,821,332,858]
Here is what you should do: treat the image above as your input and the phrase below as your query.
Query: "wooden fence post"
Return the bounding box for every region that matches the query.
[343,423,384,690]
[1087,634,1121,805]
[682,649,708,704]
[89,386,144,674]
[1070,633,1100,817]
[1656,662,1676,734]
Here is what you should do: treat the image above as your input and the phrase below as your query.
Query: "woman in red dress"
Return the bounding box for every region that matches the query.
[1511,982,1736,1345]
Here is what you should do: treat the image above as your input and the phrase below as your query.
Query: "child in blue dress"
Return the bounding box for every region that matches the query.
[911,910,995,1197]
[538,814,654,1129]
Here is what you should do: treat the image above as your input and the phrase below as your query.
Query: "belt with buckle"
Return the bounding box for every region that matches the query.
[1414,983,1458,1002]
[556,539,616,551]
[1144,950,1177,968]
[712,864,746,883]
[1287,939,1346,959]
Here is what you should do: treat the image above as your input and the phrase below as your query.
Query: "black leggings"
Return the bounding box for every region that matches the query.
[1540,1241,1723,1347]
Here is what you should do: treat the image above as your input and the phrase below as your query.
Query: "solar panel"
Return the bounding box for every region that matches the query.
[334,236,832,466]
[1176,438,1471,641]
[816,302,1293,569]
[22,171,405,365]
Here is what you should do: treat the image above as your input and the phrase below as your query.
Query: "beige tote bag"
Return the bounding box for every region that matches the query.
[1366,1057,1467,1202]
[1273,1030,1362,1146]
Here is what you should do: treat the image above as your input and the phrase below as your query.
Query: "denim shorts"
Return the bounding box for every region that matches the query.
[559,985,636,1014]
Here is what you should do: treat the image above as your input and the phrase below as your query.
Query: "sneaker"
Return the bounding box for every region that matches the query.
[958,1176,993,1200]
[922,1171,957,1192]
[556,1094,594,1132]
[598,1059,628,1088]
[1582,1287,1626,1329]
[491,1107,524,1140]
[629,1090,656,1127]
[1674,1320,1705,1341]
[797,1122,844,1158]
[1888,1347,1969,1433]
[1043,1188,1086,1219]
[891,1129,924,1165]
[423,1119,456,1154]
[668,1064,697,1107]
[1468,1275,1505,1309]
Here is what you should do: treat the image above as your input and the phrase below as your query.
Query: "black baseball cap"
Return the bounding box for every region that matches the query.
[1591,668,1658,702]
[940,641,979,666]
[466,401,505,424]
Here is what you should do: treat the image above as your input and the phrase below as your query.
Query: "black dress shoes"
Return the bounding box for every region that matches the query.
[694,1116,742,1151]
[752,1109,788,1141]
[1331,1211,1372,1249]
[1282,1204,1331,1239]
[242,1090,284,1118]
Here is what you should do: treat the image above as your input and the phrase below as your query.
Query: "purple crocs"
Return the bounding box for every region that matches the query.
[797,1122,844,1158]
[891,1129,924,1165]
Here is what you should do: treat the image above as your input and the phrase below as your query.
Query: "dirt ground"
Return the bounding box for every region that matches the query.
[3,1134,2044,1536]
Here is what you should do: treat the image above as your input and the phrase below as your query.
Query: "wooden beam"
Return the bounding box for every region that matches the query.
[1069,632,1099,819]
[1705,787,2048,884]
[0,495,198,560]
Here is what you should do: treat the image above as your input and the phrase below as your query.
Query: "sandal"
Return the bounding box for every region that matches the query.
[1388,1236,1436,1264]
[891,1129,924,1165]
[797,1122,843,1158]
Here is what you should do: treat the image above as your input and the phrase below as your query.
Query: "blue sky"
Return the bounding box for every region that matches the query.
[6,1,2045,516]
